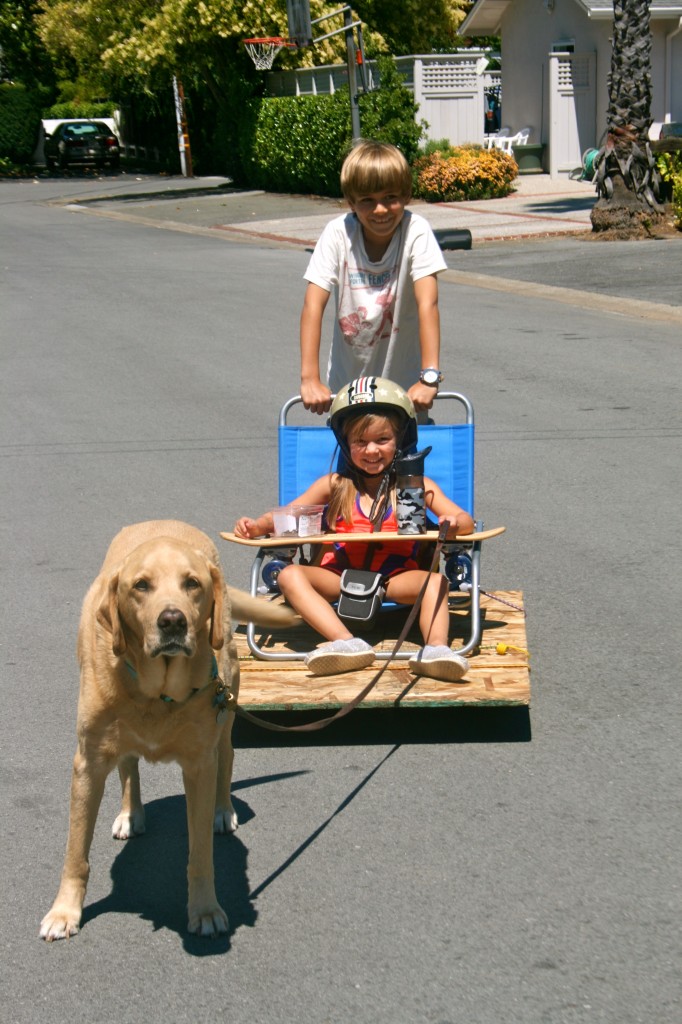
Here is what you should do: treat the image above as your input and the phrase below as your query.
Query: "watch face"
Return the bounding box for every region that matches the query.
[422,369,440,385]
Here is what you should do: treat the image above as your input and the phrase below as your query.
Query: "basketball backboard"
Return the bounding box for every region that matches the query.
[286,0,313,46]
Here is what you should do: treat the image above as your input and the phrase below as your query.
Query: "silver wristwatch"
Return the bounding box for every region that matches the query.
[419,368,443,387]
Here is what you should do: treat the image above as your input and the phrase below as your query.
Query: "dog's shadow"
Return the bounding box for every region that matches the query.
[80,772,306,955]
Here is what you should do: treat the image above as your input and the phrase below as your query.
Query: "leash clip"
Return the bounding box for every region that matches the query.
[212,680,234,724]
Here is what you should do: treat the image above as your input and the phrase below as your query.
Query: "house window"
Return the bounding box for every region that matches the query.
[552,40,575,53]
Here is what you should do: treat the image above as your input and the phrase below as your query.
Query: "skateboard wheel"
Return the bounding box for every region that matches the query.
[261,559,287,592]
[445,552,472,588]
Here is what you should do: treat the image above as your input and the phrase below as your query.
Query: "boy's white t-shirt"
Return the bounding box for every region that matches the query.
[303,209,447,392]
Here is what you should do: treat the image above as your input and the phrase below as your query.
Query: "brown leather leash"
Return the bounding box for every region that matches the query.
[223,521,451,734]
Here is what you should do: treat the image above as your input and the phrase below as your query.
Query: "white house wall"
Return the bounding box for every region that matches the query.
[499,0,605,148]
[500,1,681,174]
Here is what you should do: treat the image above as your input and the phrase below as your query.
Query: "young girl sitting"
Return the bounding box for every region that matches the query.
[234,377,475,682]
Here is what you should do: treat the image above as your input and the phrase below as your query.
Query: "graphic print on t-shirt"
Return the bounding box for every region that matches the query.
[338,262,398,352]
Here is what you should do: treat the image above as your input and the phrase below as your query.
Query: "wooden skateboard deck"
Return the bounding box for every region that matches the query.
[220,526,506,547]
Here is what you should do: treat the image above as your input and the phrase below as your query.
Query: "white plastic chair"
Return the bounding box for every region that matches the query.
[484,126,511,150]
[496,127,532,153]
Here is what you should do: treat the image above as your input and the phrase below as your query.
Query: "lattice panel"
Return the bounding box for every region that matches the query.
[422,60,478,93]
[557,55,592,92]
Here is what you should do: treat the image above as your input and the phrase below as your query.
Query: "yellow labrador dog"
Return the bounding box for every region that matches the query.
[40,520,296,941]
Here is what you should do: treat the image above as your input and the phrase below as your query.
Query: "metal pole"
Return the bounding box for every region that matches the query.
[172,76,193,178]
[344,8,361,141]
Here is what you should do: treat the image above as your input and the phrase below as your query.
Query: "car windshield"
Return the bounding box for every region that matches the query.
[64,124,105,137]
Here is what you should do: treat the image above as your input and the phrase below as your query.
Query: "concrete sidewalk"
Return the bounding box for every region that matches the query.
[81,173,599,246]
[216,175,599,246]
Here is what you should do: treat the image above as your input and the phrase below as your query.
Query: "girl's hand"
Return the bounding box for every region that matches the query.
[438,513,474,539]
[234,517,259,539]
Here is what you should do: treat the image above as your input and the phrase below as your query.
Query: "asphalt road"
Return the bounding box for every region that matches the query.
[1,173,680,1024]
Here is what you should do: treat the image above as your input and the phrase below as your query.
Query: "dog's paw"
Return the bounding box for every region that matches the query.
[213,806,238,834]
[187,904,229,937]
[39,907,81,942]
[112,809,146,840]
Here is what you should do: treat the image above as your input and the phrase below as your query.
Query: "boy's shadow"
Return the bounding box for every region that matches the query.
[80,771,306,955]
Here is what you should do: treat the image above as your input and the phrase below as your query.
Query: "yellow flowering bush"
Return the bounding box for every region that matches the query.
[413,145,517,202]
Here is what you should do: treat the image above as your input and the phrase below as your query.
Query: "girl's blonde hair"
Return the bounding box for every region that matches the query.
[326,411,401,526]
[340,140,412,203]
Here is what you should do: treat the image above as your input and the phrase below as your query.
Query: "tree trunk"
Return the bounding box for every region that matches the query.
[591,0,666,237]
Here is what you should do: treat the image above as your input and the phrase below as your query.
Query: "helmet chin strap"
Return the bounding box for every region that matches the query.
[366,454,398,530]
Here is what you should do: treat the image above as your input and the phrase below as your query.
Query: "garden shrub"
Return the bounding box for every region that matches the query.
[241,54,424,196]
[0,84,42,164]
[672,175,682,230]
[357,55,425,165]
[246,92,351,195]
[419,138,457,158]
[413,145,517,202]
[43,101,117,120]
[656,152,682,229]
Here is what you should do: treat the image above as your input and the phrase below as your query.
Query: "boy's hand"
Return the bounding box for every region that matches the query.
[301,379,332,414]
[408,381,437,411]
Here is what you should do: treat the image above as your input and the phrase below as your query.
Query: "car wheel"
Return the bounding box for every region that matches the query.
[58,152,69,170]
[45,155,56,171]
[109,156,120,170]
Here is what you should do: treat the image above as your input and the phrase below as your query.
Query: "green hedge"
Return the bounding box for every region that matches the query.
[244,93,351,195]
[0,84,42,163]
[240,56,424,196]
[42,101,117,120]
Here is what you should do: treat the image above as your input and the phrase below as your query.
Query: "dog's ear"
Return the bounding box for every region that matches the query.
[96,573,126,656]
[208,564,225,650]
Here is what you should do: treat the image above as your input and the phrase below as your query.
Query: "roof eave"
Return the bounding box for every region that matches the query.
[459,0,511,38]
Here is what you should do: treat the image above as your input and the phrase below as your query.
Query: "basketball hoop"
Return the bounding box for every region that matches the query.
[243,37,297,71]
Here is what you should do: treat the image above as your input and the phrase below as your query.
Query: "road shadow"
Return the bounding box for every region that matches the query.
[233,705,531,748]
[528,197,595,215]
[79,770,308,954]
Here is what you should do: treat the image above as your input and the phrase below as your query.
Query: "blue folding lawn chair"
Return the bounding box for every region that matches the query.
[228,392,496,664]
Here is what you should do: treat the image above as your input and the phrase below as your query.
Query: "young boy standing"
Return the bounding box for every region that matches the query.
[300,140,448,416]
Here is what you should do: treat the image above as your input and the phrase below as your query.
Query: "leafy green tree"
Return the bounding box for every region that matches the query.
[33,1,468,176]
[354,1,468,55]
[591,0,665,236]
[0,0,56,89]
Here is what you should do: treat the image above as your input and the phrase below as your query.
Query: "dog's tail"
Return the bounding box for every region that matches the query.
[228,588,299,628]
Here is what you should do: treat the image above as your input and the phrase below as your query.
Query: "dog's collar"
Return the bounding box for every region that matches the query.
[124,654,220,705]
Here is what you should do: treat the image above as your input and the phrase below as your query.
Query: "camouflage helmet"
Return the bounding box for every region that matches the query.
[329,376,418,454]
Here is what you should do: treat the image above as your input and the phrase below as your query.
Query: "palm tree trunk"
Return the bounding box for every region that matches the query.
[591,0,665,236]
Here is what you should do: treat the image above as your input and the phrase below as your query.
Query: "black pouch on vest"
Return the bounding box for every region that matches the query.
[337,569,386,622]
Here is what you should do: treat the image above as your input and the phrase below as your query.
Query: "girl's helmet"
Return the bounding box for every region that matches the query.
[329,376,418,455]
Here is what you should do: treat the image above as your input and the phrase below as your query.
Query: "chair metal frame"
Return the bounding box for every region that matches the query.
[245,392,485,663]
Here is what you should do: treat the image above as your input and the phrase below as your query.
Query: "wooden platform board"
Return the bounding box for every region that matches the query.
[235,590,530,710]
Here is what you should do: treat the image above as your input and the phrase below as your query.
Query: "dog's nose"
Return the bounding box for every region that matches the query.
[157,607,187,633]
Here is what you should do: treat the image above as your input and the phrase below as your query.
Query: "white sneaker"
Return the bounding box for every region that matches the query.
[305,638,376,676]
[409,645,469,683]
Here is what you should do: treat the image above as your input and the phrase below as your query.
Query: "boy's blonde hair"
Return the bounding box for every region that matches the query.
[340,140,412,203]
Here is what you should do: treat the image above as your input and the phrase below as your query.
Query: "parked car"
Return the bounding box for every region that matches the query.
[44,120,121,170]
